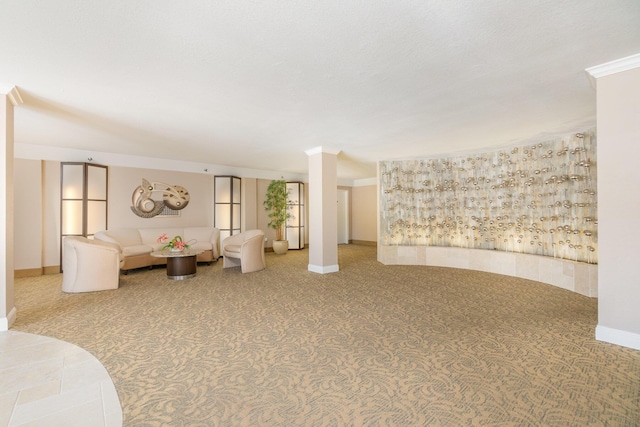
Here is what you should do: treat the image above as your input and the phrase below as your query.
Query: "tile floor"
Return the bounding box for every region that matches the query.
[0,330,122,427]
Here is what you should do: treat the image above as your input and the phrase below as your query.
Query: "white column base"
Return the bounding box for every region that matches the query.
[0,307,16,331]
[596,325,640,351]
[308,264,340,274]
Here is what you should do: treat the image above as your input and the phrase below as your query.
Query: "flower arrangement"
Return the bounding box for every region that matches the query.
[157,233,190,252]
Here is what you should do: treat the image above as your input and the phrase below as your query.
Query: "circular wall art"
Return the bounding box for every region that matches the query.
[131,178,190,218]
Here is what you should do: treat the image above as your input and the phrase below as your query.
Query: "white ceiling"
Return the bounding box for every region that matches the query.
[2,0,640,182]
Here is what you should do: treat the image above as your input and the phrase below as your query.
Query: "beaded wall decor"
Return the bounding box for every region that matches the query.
[380,129,597,263]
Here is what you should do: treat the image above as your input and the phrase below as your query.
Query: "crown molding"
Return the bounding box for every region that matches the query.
[585,53,640,88]
[353,177,377,187]
[0,85,24,106]
[8,87,23,106]
[14,143,374,186]
[305,146,341,156]
[14,143,309,182]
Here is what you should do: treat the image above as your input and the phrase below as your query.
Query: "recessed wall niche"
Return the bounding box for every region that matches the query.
[380,129,597,264]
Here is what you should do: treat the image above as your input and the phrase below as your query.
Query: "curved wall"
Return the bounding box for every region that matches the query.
[378,245,597,297]
[378,130,598,297]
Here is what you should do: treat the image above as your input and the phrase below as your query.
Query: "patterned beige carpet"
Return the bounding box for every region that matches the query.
[12,245,640,426]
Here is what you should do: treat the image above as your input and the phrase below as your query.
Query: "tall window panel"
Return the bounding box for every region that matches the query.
[60,162,108,271]
[214,176,241,242]
[286,182,305,249]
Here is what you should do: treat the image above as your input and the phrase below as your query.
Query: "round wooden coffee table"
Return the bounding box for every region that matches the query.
[151,249,204,280]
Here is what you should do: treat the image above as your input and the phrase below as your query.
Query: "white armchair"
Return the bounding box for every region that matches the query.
[62,236,123,293]
[221,230,266,273]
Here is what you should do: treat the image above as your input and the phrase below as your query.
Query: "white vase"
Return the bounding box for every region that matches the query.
[272,240,288,255]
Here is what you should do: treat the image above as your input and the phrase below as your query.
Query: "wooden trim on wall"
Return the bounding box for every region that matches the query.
[43,266,60,275]
[14,266,60,278]
[349,240,376,246]
[14,268,44,278]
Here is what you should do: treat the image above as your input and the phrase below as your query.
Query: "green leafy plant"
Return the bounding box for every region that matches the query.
[263,179,290,241]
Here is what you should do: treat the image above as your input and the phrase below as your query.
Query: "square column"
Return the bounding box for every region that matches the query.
[306,147,340,274]
[1,87,21,331]
[587,54,640,350]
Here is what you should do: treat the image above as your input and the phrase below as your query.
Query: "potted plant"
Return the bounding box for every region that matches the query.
[264,179,290,254]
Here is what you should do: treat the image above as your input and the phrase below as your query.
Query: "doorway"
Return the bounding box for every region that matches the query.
[337,189,349,244]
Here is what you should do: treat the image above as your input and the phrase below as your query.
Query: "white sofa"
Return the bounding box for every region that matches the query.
[94,227,220,273]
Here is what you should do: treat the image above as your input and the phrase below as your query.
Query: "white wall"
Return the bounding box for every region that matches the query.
[596,66,640,350]
[351,184,377,243]
[379,245,597,297]
[1,93,15,330]
[13,159,42,270]
[337,188,349,244]
[242,178,258,231]
[12,160,59,273]
[42,161,60,269]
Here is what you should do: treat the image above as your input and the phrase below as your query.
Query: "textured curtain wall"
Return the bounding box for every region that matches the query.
[380,129,597,263]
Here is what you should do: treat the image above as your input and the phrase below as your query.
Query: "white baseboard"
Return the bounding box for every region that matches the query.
[0,307,17,331]
[595,325,640,351]
[308,264,340,274]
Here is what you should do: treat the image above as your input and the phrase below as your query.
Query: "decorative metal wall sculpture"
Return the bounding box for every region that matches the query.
[131,179,190,218]
[380,129,597,263]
